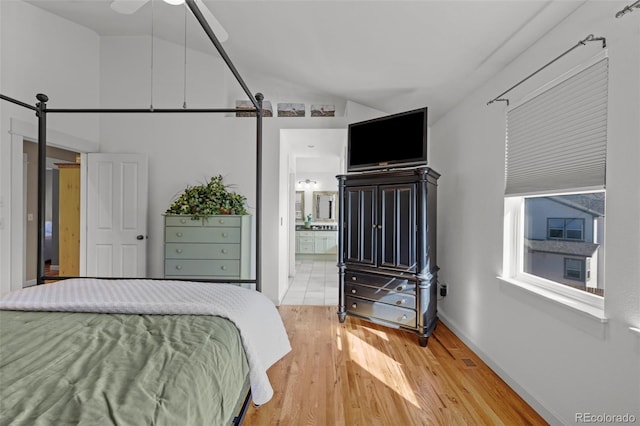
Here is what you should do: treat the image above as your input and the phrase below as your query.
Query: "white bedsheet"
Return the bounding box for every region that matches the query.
[0,278,291,406]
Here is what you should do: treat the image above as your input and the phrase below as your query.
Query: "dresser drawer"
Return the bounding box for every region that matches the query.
[165,216,242,228]
[165,227,241,243]
[346,296,416,328]
[165,243,240,260]
[345,283,415,309]
[165,259,240,277]
[345,271,415,294]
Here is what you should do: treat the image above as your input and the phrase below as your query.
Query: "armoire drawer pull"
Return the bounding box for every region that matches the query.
[221,249,228,254]
[351,289,357,294]
[175,265,182,270]
[351,303,357,309]
[176,232,183,238]
[176,248,183,254]
[351,276,357,281]
[221,233,228,238]
[220,266,227,270]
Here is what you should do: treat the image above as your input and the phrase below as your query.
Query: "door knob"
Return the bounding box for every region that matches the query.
[136,235,144,240]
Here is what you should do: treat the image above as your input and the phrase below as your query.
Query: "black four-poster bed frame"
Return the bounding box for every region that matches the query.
[0,0,264,292]
[0,1,265,424]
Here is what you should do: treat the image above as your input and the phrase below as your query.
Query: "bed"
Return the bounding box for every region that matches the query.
[0,0,287,424]
[0,279,290,425]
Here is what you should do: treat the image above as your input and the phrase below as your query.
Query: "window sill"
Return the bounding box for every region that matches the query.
[497,276,608,323]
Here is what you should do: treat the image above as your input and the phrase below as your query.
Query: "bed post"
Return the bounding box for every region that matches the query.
[35,93,49,285]
[255,92,263,292]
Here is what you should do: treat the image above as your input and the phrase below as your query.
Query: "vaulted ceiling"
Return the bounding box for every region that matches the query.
[24,0,587,124]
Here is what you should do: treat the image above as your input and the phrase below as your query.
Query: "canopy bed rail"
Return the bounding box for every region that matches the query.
[0,2,286,424]
[1,0,264,290]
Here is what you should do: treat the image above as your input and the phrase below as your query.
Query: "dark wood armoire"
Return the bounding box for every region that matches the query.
[337,167,440,346]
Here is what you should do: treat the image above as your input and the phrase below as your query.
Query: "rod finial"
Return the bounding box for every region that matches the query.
[255,92,264,102]
[36,93,49,103]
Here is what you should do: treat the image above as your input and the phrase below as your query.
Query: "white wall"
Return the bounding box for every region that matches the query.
[98,35,358,303]
[431,2,640,424]
[0,0,100,295]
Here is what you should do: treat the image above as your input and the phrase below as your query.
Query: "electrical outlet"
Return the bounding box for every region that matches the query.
[27,213,34,222]
[440,284,447,297]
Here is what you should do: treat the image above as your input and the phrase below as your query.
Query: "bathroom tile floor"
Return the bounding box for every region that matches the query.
[281,255,339,306]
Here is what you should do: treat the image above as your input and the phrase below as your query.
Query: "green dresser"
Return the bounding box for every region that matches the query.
[164,215,252,281]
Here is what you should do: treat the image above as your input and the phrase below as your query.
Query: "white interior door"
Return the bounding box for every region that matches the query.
[86,153,148,277]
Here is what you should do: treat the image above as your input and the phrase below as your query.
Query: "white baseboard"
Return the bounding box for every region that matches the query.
[437,311,562,425]
[23,279,37,288]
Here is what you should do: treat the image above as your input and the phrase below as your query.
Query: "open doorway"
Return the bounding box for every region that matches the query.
[279,129,346,305]
[23,141,78,285]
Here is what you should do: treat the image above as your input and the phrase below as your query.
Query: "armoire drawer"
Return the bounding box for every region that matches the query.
[164,243,240,260]
[164,259,240,277]
[346,296,416,328]
[345,271,415,294]
[165,227,241,243]
[345,283,415,309]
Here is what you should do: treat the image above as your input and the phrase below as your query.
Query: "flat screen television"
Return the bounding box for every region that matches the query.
[347,107,428,172]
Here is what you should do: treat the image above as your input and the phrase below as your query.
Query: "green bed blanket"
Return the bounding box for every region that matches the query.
[0,311,250,426]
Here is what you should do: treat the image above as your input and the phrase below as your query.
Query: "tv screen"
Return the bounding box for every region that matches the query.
[347,107,428,172]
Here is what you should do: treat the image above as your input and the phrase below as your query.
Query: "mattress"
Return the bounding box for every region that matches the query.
[0,279,292,425]
[0,310,249,426]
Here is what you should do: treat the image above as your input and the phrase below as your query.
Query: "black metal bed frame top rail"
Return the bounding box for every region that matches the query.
[0,0,264,291]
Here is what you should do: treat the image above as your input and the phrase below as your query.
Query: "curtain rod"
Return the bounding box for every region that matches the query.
[615,0,640,18]
[487,34,606,106]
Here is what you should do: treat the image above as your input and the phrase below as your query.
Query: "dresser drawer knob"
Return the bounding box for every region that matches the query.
[398,299,406,305]
[221,233,228,238]
[221,249,228,254]
[180,218,187,224]
[401,314,408,321]
[175,265,182,270]
[220,265,227,270]
[351,276,357,281]
[397,284,405,291]
[351,289,357,294]
[176,232,183,238]
[351,303,357,309]
[218,219,225,224]
[176,248,183,254]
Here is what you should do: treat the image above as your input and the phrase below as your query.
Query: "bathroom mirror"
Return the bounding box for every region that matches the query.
[312,191,338,222]
[295,191,304,220]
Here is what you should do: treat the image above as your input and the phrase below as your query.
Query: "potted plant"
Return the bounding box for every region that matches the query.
[165,175,248,220]
[304,213,312,229]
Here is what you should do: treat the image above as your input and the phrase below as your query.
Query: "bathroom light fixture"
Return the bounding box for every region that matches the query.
[164,0,184,4]
[297,179,317,185]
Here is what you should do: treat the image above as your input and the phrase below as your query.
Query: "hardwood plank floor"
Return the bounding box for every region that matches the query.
[244,306,548,426]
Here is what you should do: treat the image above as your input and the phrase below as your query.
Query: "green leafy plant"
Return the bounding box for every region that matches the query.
[166,175,248,219]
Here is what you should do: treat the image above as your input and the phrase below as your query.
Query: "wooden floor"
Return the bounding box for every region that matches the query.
[244,306,547,426]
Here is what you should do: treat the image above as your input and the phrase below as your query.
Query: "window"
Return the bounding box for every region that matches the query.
[501,53,608,317]
[564,258,585,281]
[547,218,584,241]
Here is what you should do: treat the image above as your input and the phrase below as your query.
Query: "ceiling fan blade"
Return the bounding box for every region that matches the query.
[192,0,228,42]
[110,0,148,15]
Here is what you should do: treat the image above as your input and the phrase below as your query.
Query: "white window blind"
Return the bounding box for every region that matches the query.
[505,57,608,196]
